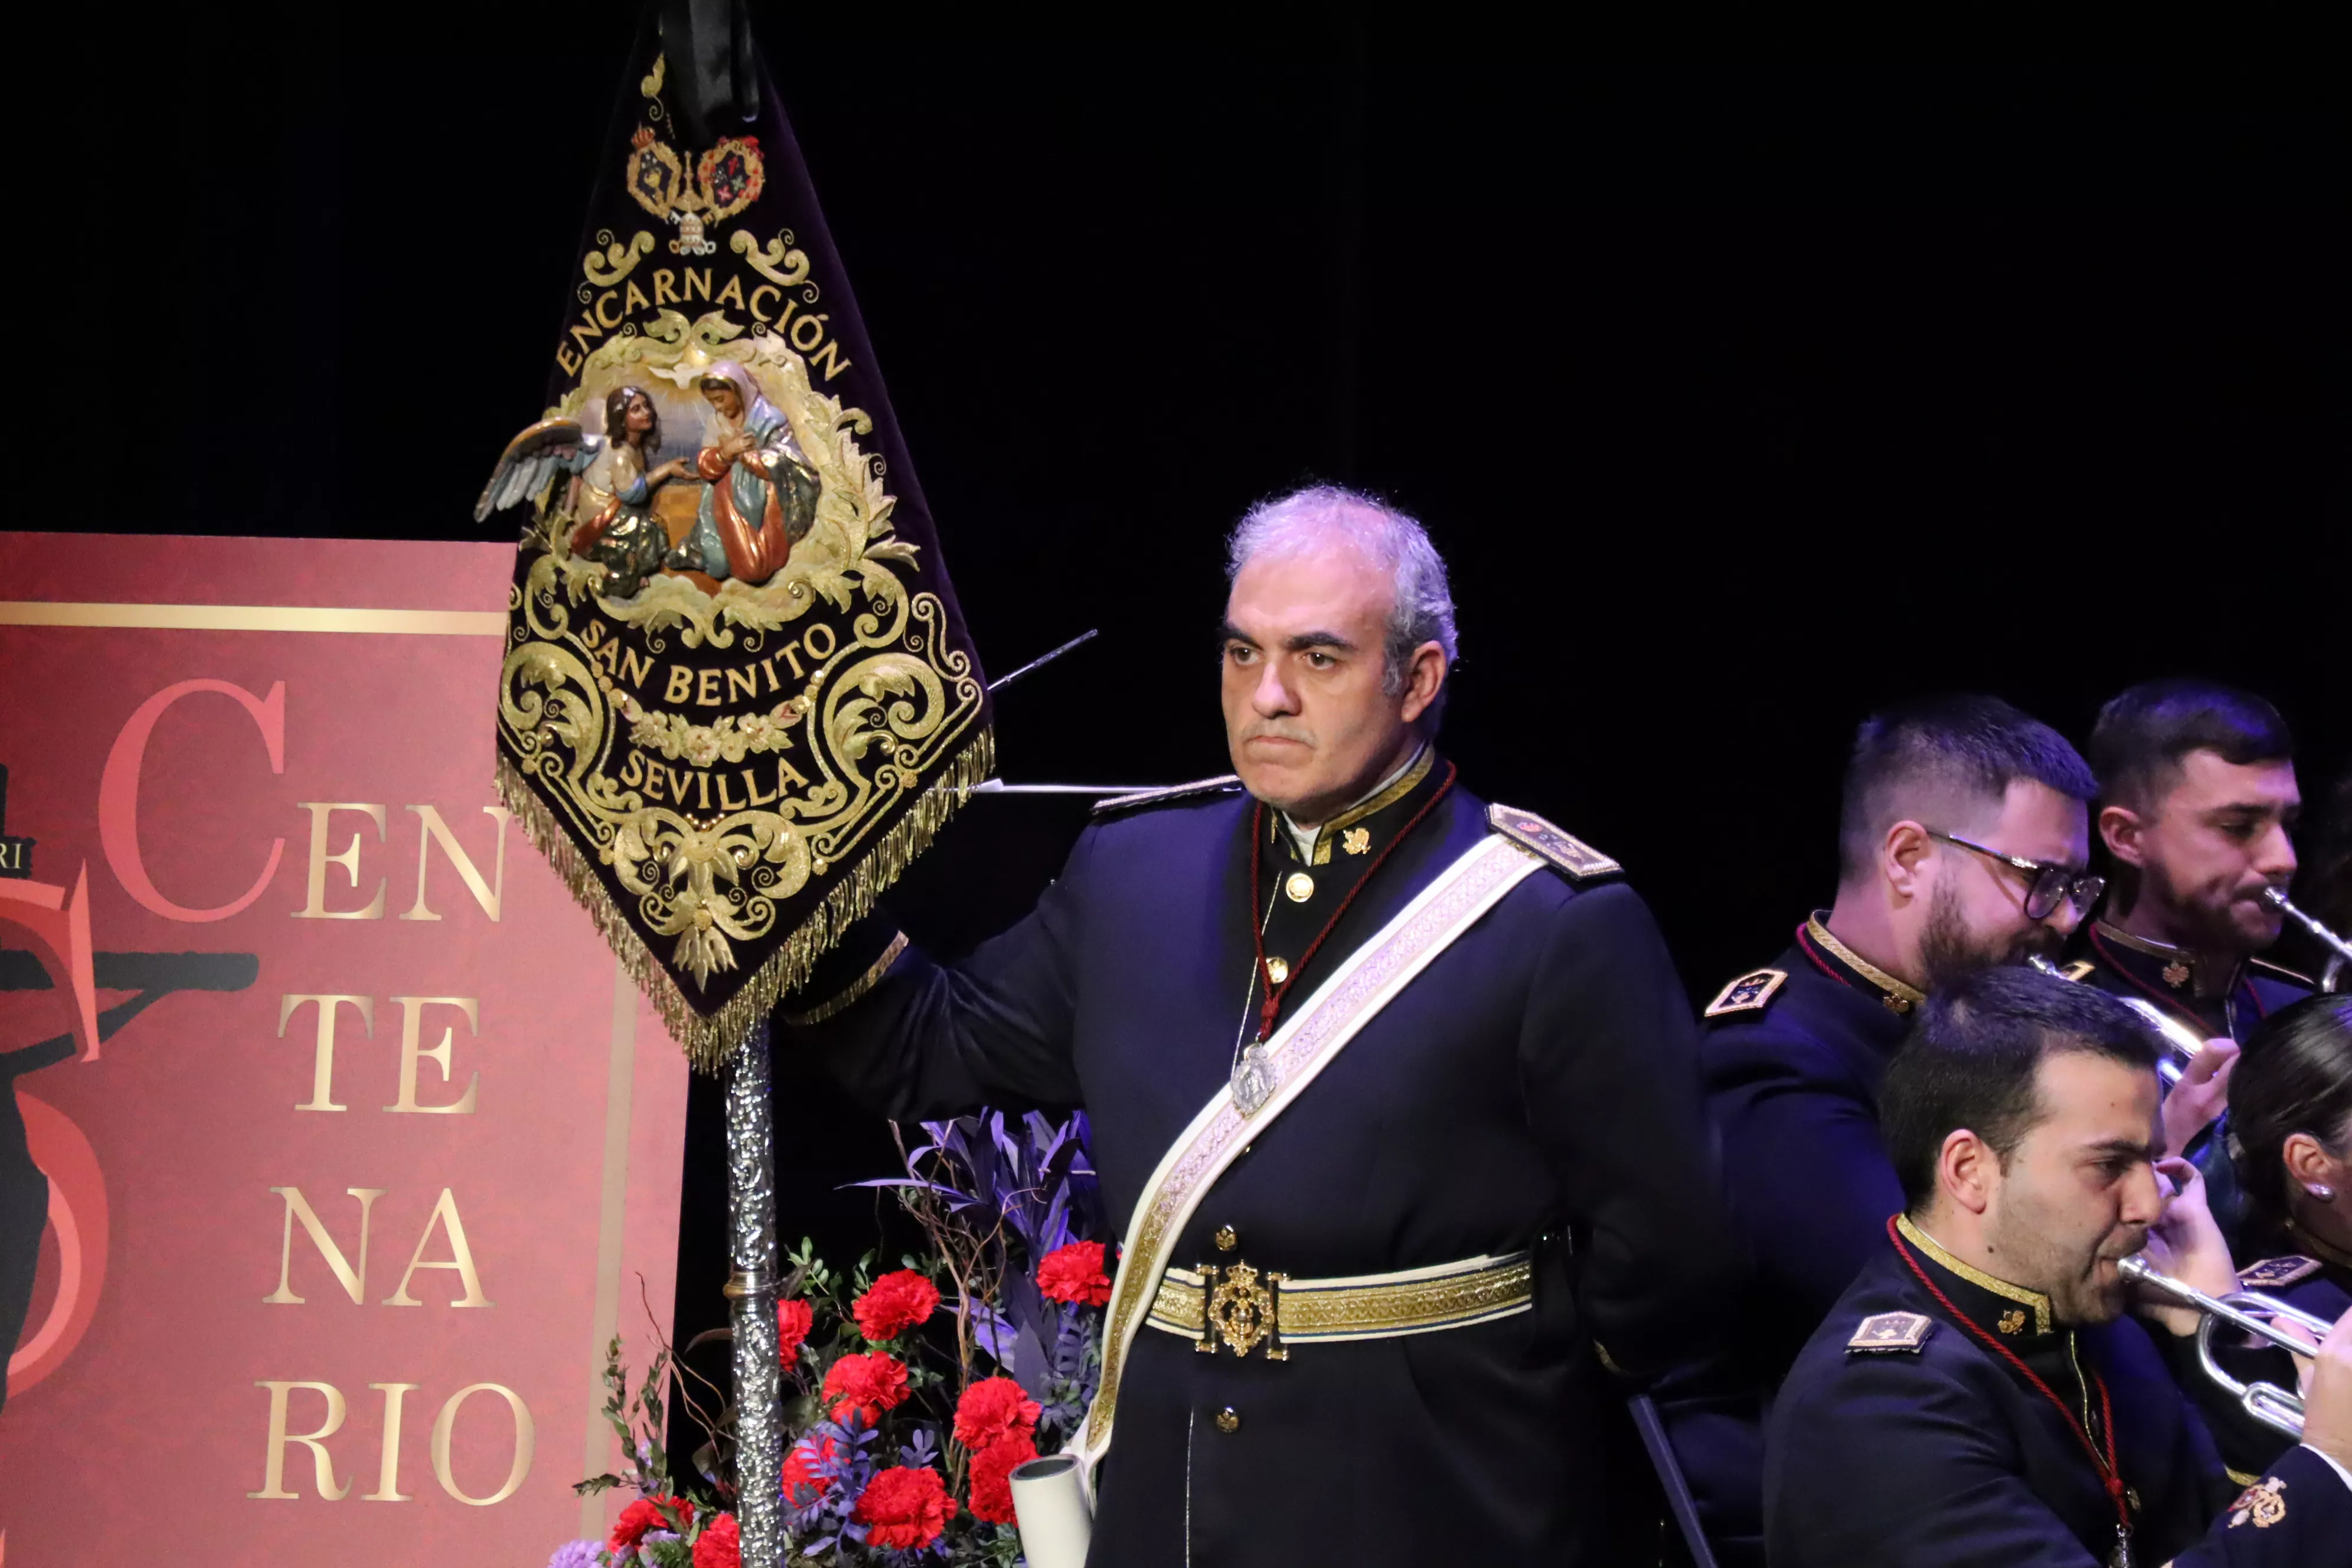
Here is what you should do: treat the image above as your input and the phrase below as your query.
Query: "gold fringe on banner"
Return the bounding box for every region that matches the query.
[497,725,995,1072]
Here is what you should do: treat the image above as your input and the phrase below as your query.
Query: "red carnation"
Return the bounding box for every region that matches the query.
[776,1297,814,1362]
[852,1269,941,1342]
[853,1464,958,1550]
[610,1494,695,1548]
[691,1512,741,1568]
[1037,1240,1113,1307]
[782,1432,837,1502]
[953,1375,1042,1451]
[822,1350,910,1425]
[966,1429,1038,1525]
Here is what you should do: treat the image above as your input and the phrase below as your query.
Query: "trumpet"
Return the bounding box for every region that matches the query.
[2262,886,2351,993]
[2118,1255,2337,1439]
[2026,956,2193,1084]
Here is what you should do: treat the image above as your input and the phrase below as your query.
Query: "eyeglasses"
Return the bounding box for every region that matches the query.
[1929,831,2105,922]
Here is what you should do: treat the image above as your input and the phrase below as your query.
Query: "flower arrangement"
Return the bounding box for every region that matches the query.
[546,1110,1109,1568]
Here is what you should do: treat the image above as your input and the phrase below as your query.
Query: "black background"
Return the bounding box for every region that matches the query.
[73,6,2350,1471]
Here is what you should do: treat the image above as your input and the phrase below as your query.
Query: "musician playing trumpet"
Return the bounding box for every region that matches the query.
[1766,967,2351,1567]
[2077,681,2317,1235]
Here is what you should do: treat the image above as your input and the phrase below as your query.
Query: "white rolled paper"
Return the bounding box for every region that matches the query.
[1010,1453,1093,1568]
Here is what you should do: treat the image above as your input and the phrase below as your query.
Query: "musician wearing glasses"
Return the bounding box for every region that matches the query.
[1766,968,2352,1568]
[2077,681,2315,1232]
[1659,697,2105,1563]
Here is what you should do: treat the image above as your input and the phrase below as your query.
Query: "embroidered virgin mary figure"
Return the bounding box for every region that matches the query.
[667,360,821,585]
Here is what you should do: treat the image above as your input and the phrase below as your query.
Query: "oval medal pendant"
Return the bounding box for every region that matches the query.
[1231,1042,1278,1116]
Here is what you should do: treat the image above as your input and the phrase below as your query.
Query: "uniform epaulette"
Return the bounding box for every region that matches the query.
[2249,956,2317,988]
[1487,804,1621,883]
[1090,775,1243,816]
[2238,1255,2322,1290]
[1704,968,1788,1018]
[1847,1312,1934,1354]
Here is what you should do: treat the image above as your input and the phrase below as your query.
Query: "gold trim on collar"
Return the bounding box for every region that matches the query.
[2094,921,2243,998]
[1896,1214,2051,1334]
[1805,915,1926,1010]
[1310,746,1435,863]
[2092,920,2188,962]
[2286,1217,2352,1272]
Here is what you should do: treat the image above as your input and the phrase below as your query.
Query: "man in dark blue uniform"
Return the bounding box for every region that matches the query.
[1767,968,2352,1567]
[1658,696,2105,1563]
[2076,680,2315,1235]
[779,485,1732,1566]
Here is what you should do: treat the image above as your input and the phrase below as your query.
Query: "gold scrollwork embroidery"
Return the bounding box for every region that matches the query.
[732,230,813,289]
[584,230,656,286]
[498,320,984,1016]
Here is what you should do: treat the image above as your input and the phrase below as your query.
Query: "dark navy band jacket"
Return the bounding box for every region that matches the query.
[777,754,1733,1566]
[1653,914,1919,1564]
[2074,922,2312,1230]
[1766,1219,2352,1567]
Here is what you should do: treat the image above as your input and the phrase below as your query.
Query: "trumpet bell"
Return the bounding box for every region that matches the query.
[2119,1255,2339,1440]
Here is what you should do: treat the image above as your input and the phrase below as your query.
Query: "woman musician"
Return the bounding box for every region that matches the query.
[2212,994,2352,1471]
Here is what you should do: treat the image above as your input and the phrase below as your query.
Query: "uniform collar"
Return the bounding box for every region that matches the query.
[1896,1213,2056,1340]
[2089,920,2245,1002]
[1274,745,1435,867]
[2286,1216,2352,1273]
[1801,913,1927,1016]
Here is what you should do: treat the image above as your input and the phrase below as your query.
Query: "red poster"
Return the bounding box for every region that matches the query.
[0,533,690,1563]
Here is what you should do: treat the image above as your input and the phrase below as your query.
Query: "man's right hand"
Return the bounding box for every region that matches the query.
[2161,1038,2237,1157]
[2298,1305,2352,1473]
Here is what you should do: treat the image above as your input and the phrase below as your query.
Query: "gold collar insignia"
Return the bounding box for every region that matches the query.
[1807,914,1926,1014]
[2093,921,2239,999]
[1896,1214,2052,1335]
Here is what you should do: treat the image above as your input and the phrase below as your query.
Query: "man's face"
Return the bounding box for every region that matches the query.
[2111,751,2299,950]
[1982,1051,2165,1325]
[1916,780,2093,988]
[1220,533,1427,822]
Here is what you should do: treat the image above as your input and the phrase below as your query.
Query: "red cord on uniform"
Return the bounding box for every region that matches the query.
[1248,762,1457,1041]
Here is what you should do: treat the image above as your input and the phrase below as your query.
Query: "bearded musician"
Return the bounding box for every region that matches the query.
[1660,697,2107,1564]
[2076,681,2315,1239]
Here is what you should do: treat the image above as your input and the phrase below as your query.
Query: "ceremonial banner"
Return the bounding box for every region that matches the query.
[0,534,690,1563]
[482,19,991,1070]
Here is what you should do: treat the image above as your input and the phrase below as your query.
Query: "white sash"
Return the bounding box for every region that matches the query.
[1074,831,1545,1473]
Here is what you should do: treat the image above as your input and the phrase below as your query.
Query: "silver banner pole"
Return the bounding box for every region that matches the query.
[722,1021,782,1565]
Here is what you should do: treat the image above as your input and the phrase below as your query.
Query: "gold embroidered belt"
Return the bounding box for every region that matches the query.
[1145,1250,1534,1360]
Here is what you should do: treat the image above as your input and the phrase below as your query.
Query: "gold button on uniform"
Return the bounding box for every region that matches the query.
[1264,956,1289,986]
[1283,871,1315,903]
[1214,1406,1241,1434]
[1214,1225,1239,1252]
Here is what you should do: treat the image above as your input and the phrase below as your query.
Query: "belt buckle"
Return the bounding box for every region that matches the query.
[1195,1260,1288,1361]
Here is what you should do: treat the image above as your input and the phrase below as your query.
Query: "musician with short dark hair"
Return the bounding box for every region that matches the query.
[1766,967,2352,1567]
[1660,696,2103,1563]
[2077,679,2315,1235]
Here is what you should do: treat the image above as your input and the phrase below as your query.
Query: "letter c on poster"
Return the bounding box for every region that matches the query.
[97,678,288,922]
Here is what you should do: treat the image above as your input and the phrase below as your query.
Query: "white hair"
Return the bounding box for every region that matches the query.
[1225,484,1458,711]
